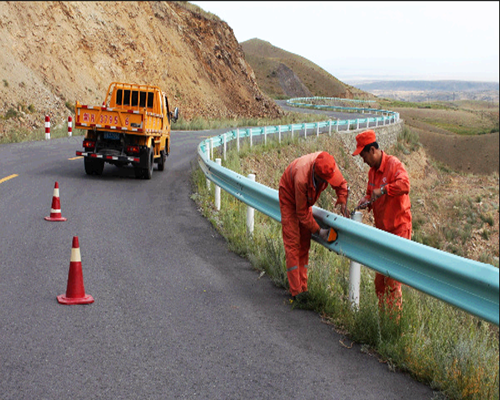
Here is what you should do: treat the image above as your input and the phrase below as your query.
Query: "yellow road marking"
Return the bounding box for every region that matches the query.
[68,156,83,160]
[0,174,18,184]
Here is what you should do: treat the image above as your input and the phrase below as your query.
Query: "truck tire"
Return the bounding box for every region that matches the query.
[144,146,154,179]
[133,165,143,179]
[158,150,166,171]
[84,157,104,175]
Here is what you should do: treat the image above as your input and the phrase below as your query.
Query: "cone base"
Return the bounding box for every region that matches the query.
[57,294,94,305]
[45,216,67,222]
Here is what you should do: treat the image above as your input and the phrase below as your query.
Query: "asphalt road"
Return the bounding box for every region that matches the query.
[0,127,433,399]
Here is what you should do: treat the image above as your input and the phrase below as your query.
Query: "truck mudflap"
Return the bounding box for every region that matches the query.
[76,151,140,163]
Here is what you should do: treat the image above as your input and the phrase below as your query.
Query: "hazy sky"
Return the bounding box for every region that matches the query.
[190,1,499,83]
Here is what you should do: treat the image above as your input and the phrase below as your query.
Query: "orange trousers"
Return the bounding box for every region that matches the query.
[280,201,312,297]
[375,226,412,310]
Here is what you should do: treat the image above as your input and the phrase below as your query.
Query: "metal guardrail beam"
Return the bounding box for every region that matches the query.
[197,102,499,326]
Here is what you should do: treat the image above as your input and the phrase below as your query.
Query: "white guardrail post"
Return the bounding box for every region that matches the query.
[349,211,363,309]
[206,144,211,191]
[215,158,221,210]
[246,173,255,235]
[223,133,227,161]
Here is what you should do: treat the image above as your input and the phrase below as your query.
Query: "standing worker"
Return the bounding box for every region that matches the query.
[352,130,412,312]
[279,151,349,303]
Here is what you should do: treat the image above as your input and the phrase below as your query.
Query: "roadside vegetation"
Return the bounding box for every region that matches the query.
[173,111,325,131]
[190,126,499,400]
[379,99,499,136]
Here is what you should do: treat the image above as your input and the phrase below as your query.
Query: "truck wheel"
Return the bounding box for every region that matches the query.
[84,157,104,175]
[133,165,143,179]
[158,150,166,171]
[144,147,154,179]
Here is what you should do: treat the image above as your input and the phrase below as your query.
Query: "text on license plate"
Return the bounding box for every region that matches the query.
[104,132,120,140]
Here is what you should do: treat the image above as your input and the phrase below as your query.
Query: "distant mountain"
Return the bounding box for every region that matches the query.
[351,80,499,92]
[241,38,374,100]
[349,80,499,102]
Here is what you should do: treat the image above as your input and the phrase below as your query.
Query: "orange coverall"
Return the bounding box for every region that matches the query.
[279,152,348,297]
[362,151,412,309]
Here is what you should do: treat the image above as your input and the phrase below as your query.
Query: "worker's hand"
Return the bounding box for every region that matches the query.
[357,197,370,209]
[338,203,349,218]
[371,188,383,201]
[319,228,330,241]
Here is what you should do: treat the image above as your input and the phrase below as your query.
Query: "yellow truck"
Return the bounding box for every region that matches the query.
[75,82,178,179]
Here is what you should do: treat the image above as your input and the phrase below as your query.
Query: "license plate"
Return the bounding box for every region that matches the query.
[104,132,120,140]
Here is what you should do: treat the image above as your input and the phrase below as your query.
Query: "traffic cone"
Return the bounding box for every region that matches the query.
[57,236,94,305]
[44,182,67,222]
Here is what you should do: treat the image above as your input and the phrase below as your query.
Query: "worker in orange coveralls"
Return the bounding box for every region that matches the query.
[352,130,412,312]
[279,151,349,303]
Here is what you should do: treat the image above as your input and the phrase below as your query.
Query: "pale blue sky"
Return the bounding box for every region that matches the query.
[190,1,499,83]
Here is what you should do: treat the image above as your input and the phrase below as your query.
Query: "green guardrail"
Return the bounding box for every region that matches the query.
[197,107,499,326]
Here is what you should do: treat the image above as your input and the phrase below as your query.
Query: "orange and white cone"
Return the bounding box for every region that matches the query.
[57,236,94,305]
[44,182,67,222]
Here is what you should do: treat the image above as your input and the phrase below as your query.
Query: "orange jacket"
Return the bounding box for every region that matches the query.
[363,151,412,234]
[279,152,348,234]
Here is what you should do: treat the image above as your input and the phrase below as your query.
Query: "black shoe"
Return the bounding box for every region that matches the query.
[291,291,310,308]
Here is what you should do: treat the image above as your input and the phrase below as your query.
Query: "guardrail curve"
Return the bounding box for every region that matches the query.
[197,100,499,326]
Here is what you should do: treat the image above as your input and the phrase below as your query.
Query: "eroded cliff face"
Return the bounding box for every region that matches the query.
[0,1,282,136]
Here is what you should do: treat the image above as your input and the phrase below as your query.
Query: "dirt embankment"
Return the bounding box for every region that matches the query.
[0,1,282,138]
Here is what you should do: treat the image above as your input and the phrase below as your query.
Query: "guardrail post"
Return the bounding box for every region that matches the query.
[210,138,214,160]
[376,118,379,127]
[206,145,211,191]
[246,173,255,235]
[349,211,363,309]
[250,128,253,147]
[264,126,267,145]
[304,123,307,138]
[346,120,350,132]
[336,119,339,132]
[278,125,281,143]
[291,123,294,139]
[223,133,227,161]
[237,128,240,152]
[215,158,221,211]
[45,115,50,140]
[316,122,319,136]
[356,119,360,130]
[328,120,332,136]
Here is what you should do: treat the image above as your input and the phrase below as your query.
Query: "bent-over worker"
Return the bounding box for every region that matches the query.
[352,130,412,312]
[279,151,349,302]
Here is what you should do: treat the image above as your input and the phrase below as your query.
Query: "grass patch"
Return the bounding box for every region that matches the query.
[174,112,328,131]
[0,124,84,144]
[190,131,499,400]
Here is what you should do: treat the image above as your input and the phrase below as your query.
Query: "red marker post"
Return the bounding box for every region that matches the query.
[45,115,50,140]
[68,116,73,137]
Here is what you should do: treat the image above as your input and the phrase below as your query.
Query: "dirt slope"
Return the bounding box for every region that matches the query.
[0,1,282,137]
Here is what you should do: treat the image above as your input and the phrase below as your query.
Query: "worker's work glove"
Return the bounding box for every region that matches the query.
[319,228,330,241]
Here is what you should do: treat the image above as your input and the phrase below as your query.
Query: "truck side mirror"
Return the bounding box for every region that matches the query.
[172,107,179,123]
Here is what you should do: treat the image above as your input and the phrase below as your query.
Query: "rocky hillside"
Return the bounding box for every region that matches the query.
[241,38,375,100]
[0,1,283,138]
